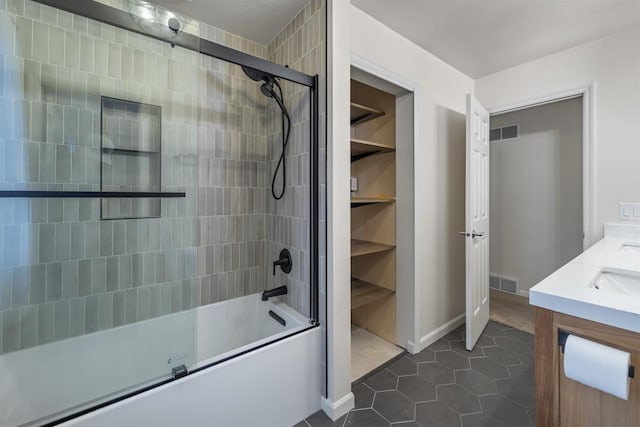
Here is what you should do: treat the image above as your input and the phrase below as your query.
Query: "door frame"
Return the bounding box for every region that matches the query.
[486,84,596,250]
[350,53,420,353]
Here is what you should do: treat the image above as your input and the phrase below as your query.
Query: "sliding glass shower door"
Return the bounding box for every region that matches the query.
[0,4,201,425]
[0,0,319,425]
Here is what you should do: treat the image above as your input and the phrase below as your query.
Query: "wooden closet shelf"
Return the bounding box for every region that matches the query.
[351,239,395,257]
[351,279,395,310]
[351,139,395,162]
[350,102,385,126]
[351,196,396,208]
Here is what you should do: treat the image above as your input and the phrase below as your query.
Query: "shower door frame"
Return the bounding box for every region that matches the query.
[26,0,321,423]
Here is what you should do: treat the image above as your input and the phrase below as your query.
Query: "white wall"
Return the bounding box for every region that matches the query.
[349,6,474,350]
[476,25,640,241]
[324,3,475,419]
[490,98,583,294]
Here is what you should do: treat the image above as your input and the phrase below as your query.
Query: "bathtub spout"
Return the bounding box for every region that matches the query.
[262,285,288,301]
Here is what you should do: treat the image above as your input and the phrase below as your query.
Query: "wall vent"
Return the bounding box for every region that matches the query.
[489,274,519,294]
[489,124,519,142]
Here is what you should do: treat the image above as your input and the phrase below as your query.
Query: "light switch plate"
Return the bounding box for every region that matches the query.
[619,203,640,220]
[350,177,358,192]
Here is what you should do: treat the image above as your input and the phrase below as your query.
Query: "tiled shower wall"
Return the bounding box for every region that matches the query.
[0,0,287,354]
[267,0,327,392]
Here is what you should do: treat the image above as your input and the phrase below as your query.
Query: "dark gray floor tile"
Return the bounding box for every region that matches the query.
[449,340,485,358]
[526,406,535,424]
[495,376,535,407]
[365,369,399,391]
[469,357,509,379]
[476,335,496,347]
[388,357,418,376]
[418,362,454,385]
[353,383,375,409]
[344,409,390,427]
[306,410,347,427]
[415,401,461,427]
[497,366,534,406]
[488,321,512,330]
[297,322,535,427]
[482,345,521,365]
[436,384,481,415]
[507,365,534,384]
[427,339,450,351]
[479,394,533,427]
[454,369,498,395]
[481,324,506,338]
[398,375,436,402]
[407,348,435,363]
[435,350,470,370]
[461,413,506,427]
[504,328,534,345]
[493,336,530,354]
[518,351,534,368]
[373,390,416,423]
[442,329,464,341]
[453,324,466,335]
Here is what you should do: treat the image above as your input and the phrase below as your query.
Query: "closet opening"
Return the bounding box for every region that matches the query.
[349,67,415,381]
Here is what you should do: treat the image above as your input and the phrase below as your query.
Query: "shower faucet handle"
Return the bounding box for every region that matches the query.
[273,249,292,276]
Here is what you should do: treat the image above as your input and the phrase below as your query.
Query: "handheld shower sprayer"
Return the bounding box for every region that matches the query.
[241,66,291,200]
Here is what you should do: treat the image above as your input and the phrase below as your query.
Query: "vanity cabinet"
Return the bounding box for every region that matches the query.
[535,308,640,426]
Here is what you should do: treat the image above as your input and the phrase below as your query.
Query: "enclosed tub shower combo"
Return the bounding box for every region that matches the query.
[0,0,322,425]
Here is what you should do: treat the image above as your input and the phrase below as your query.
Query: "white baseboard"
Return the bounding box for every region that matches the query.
[410,313,466,354]
[320,392,354,421]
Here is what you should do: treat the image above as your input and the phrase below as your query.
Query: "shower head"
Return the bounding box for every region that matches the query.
[261,81,275,98]
[241,66,270,83]
[242,64,291,201]
[242,66,281,100]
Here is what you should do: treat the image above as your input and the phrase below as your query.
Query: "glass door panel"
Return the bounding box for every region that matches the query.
[0,5,198,425]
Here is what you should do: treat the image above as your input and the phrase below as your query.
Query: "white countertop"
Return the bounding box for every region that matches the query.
[529,224,640,333]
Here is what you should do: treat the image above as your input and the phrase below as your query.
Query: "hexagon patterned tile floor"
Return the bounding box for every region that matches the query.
[295,321,534,427]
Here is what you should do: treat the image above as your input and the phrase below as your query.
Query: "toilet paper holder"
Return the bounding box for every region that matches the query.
[558,330,635,379]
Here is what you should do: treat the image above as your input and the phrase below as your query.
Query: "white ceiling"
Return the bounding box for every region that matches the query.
[150,0,310,45]
[351,0,640,78]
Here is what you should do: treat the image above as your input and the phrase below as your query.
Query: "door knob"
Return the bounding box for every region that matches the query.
[472,230,485,238]
[458,230,486,238]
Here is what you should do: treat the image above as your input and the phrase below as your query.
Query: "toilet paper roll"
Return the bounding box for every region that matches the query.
[564,334,631,400]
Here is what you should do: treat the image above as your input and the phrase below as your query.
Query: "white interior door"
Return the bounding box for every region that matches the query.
[464,94,490,351]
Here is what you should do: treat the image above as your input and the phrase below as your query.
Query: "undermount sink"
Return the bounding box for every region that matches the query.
[620,242,640,253]
[589,268,640,297]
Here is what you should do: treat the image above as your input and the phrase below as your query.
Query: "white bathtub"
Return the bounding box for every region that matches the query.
[195,293,310,368]
[0,294,320,427]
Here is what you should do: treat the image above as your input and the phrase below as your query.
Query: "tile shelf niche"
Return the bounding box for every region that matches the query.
[100,96,165,219]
